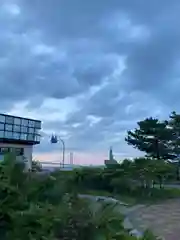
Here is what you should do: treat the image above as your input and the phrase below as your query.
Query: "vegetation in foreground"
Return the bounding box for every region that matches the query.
[0,154,157,240]
[3,111,180,239]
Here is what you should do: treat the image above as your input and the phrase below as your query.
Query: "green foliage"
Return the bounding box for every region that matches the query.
[125,111,180,161]
[73,157,179,204]
[125,118,173,159]
[168,111,180,159]
[0,154,149,240]
[31,160,42,172]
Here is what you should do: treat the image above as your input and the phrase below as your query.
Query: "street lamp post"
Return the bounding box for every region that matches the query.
[59,138,65,168]
[51,135,65,168]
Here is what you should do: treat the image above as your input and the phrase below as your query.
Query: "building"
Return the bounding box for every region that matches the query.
[104,147,118,166]
[0,113,41,169]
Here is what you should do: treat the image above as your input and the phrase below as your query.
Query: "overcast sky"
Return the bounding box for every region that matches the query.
[1,0,180,165]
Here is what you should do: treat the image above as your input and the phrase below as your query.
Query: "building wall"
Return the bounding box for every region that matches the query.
[0,143,33,170]
[104,159,118,165]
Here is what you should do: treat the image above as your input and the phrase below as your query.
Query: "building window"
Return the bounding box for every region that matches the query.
[35,121,41,129]
[14,125,21,132]
[0,115,5,123]
[27,134,34,141]
[14,117,21,125]
[15,148,24,156]
[5,124,13,131]
[21,126,28,133]
[28,127,34,134]
[0,131,4,138]
[0,147,23,156]
[21,119,28,126]
[13,132,20,140]
[29,120,35,127]
[9,147,14,153]
[20,133,27,140]
[35,134,41,142]
[0,148,9,154]
[0,123,4,130]
[34,128,39,134]
[4,131,13,139]
[6,116,14,124]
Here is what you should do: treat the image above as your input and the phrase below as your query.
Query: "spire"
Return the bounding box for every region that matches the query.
[109,146,114,161]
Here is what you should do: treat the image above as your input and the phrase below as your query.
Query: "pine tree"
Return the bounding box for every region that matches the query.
[125,117,173,159]
[168,111,180,179]
[168,111,180,158]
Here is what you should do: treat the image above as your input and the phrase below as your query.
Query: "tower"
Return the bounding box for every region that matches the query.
[104,146,118,166]
[109,146,114,161]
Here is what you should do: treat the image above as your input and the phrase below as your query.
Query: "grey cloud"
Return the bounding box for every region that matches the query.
[1,0,180,157]
[0,1,118,108]
[123,21,180,92]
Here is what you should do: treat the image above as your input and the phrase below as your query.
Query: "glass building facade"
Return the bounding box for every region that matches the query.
[0,114,41,144]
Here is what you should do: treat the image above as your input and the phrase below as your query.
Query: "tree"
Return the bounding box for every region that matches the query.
[168,111,180,157]
[31,160,42,172]
[125,117,173,160]
[167,111,180,179]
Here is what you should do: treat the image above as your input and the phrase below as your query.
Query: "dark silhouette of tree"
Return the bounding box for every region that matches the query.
[125,117,173,160]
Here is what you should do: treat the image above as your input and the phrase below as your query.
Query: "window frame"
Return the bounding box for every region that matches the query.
[14,117,21,125]
[5,116,14,124]
[13,132,20,140]
[5,124,13,131]
[13,125,21,132]
[4,131,13,139]
[20,133,27,141]
[0,115,5,123]
[21,119,29,127]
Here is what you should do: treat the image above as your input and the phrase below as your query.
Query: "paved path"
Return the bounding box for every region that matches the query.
[153,184,180,189]
[164,184,180,189]
[79,194,180,239]
[128,199,180,240]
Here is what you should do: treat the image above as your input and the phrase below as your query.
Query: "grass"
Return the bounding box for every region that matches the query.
[128,187,180,205]
[80,187,180,206]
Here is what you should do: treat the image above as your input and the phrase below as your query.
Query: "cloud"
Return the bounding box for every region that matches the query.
[1,0,180,164]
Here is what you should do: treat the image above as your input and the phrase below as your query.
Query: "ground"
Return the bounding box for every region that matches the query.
[128,199,180,240]
[80,192,180,239]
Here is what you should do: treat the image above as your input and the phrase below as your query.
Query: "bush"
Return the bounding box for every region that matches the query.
[0,154,151,240]
[31,160,42,172]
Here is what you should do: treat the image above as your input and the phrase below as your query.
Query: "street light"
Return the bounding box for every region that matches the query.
[50,134,65,168]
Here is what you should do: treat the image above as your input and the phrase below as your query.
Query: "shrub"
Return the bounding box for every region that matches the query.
[31,160,42,172]
[0,154,151,240]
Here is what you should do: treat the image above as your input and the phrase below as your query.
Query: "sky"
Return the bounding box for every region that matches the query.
[1,0,180,165]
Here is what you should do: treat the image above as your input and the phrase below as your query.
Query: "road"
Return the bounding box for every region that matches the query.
[164,184,180,189]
